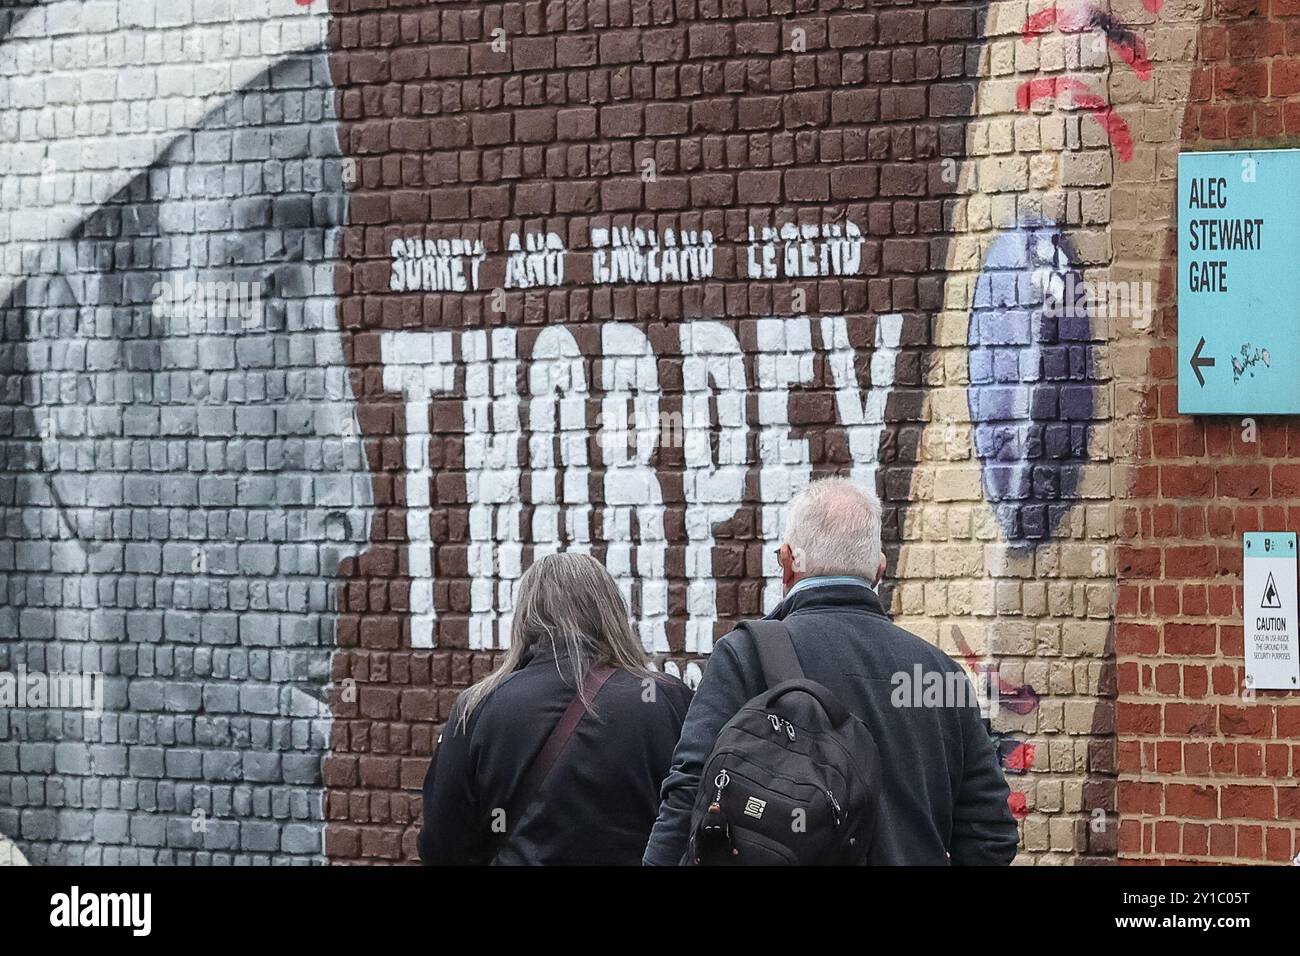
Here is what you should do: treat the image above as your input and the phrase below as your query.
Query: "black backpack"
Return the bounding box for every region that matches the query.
[687,620,882,865]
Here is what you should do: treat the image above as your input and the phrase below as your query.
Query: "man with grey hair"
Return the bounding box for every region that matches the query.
[644,476,1018,865]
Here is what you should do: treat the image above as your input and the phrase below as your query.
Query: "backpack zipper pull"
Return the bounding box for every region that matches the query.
[768,714,796,741]
[826,789,842,825]
[713,769,730,803]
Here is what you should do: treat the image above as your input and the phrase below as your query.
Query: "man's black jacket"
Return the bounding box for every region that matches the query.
[643,582,1019,865]
[420,644,693,865]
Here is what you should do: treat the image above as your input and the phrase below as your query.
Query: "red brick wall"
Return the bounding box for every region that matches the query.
[1116,0,1300,865]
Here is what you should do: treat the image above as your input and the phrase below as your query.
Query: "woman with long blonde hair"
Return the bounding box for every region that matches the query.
[419,551,692,865]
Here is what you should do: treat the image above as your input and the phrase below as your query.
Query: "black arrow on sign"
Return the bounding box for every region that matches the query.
[1190,336,1215,387]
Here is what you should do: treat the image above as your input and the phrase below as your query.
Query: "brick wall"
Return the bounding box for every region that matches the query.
[1115,0,1300,865]
[321,0,991,863]
[0,1,350,864]
[894,0,1126,863]
[2,0,1296,869]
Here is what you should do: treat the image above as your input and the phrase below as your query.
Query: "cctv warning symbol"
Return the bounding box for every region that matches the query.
[1262,572,1283,609]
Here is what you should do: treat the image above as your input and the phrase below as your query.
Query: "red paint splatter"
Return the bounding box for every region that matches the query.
[1019,3,1155,163]
[1004,742,1037,773]
[1023,7,1063,38]
[1087,104,1135,162]
[1108,36,1153,82]
[1092,11,1153,81]
[1021,6,1095,39]
[952,626,1040,716]
[1016,76,1059,111]
[1016,77,1134,163]
[1021,7,1152,82]
[1008,792,1030,821]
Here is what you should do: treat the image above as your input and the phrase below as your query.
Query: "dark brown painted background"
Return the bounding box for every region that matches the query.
[322,0,989,863]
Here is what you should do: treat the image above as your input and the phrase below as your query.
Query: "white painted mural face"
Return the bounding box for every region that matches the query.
[0,0,363,863]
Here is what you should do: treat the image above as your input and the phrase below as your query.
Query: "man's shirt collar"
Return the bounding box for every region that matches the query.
[785,575,876,600]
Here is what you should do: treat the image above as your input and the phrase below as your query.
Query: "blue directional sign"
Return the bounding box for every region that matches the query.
[1178,149,1300,414]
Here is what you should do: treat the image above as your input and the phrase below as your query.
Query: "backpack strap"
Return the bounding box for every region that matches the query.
[507,664,615,826]
[736,619,804,688]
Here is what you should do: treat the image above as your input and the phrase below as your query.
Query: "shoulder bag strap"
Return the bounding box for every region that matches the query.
[506,663,616,827]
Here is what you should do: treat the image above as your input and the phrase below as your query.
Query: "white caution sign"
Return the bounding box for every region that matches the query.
[1243,532,1300,691]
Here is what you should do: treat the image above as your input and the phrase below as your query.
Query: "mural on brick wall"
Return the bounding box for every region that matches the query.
[926,0,1169,856]
[372,310,900,657]
[320,0,1037,862]
[969,221,1093,548]
[0,2,357,864]
[0,0,1195,865]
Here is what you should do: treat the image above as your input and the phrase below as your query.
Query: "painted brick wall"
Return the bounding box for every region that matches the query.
[3,0,1294,869]
[1115,0,1300,865]
[895,0,1127,863]
[319,0,1145,866]
[0,1,353,864]
[319,0,1037,864]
